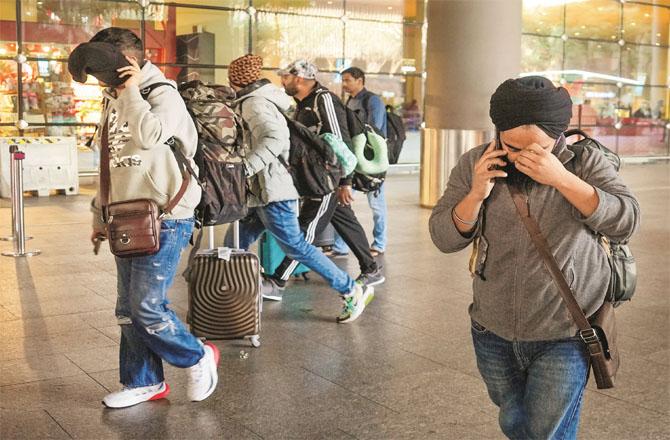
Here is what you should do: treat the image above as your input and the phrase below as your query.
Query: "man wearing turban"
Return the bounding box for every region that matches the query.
[429,76,640,439]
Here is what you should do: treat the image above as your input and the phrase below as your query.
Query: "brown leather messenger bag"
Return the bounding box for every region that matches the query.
[508,183,618,389]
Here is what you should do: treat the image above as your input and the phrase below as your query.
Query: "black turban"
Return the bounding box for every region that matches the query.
[489,76,573,139]
[68,42,131,87]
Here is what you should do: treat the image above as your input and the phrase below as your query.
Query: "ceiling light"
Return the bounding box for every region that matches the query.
[520,70,643,86]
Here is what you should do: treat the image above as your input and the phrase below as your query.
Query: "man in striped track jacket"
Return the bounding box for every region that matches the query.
[268,60,385,294]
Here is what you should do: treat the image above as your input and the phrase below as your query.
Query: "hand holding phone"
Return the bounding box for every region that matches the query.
[470,140,508,202]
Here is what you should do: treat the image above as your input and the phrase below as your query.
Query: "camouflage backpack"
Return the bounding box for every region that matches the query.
[178,80,248,226]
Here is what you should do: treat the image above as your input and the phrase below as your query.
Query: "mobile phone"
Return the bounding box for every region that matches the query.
[494,130,507,170]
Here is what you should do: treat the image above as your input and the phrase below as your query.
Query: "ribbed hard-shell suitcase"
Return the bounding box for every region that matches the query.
[187,223,262,347]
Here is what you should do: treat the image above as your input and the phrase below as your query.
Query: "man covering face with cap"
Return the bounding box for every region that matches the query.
[428,76,640,439]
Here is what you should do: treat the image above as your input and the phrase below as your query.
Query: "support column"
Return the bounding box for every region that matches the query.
[420,0,522,207]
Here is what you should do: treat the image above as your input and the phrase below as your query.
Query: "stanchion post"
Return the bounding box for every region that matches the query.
[2,148,40,257]
[1,144,32,242]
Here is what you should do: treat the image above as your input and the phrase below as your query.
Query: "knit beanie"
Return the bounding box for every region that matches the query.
[228,54,263,88]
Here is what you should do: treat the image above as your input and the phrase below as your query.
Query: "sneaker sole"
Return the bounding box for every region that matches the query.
[339,286,374,324]
[192,342,220,402]
[149,383,171,401]
[103,383,170,409]
[365,276,386,287]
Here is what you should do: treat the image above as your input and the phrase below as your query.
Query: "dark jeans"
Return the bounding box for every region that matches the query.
[274,192,377,281]
[471,320,589,440]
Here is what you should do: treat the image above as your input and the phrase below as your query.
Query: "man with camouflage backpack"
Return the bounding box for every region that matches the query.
[224,54,374,323]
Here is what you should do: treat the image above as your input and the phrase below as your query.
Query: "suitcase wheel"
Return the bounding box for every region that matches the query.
[250,335,261,348]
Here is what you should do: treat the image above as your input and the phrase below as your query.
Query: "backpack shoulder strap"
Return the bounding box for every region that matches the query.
[362,92,373,118]
[139,82,176,99]
[312,89,330,133]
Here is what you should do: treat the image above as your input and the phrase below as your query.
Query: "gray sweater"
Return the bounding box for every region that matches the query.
[429,140,640,341]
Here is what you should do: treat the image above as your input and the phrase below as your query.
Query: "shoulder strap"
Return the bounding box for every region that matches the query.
[99,116,111,218]
[139,82,176,99]
[313,89,328,133]
[362,92,373,121]
[507,183,599,340]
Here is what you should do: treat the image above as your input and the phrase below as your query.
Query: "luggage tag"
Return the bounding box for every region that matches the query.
[217,247,233,261]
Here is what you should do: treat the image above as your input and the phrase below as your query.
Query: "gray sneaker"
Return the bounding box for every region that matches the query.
[356,266,385,287]
[261,277,285,301]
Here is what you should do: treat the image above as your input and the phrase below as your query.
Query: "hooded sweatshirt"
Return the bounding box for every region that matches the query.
[92,61,200,226]
[234,79,299,207]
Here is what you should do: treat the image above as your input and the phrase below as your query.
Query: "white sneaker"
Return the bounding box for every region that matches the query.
[102,382,170,409]
[337,282,374,324]
[188,341,220,402]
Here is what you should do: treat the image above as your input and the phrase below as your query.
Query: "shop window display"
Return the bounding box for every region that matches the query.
[521,0,669,157]
[3,0,428,171]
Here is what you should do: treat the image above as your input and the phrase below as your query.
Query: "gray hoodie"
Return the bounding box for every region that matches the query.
[429,140,640,341]
[92,61,200,225]
[235,80,299,207]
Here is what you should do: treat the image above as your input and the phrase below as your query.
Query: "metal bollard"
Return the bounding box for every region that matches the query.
[2,148,40,257]
[1,145,32,242]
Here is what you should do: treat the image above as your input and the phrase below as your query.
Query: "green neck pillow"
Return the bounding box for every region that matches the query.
[353,130,389,175]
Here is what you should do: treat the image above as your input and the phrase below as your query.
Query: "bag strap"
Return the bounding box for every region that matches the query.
[99,115,111,216]
[506,183,603,346]
[139,82,176,99]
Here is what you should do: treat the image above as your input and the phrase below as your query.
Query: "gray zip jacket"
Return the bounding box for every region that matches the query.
[234,80,299,207]
[429,140,640,341]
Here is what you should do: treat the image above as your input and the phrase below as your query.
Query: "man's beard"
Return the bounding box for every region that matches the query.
[284,84,298,96]
[501,158,530,187]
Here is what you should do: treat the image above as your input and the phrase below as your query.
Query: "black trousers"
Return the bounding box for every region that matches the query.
[274,192,377,280]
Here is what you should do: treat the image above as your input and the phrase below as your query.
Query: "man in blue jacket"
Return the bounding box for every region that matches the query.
[333,67,388,258]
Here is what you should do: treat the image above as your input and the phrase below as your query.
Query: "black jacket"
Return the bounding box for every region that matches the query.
[294,83,352,185]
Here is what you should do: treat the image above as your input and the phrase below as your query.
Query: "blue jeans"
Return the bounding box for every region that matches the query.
[115,218,204,388]
[333,184,387,253]
[225,200,355,295]
[471,321,589,440]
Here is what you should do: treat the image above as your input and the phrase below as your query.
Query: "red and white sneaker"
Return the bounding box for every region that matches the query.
[102,382,170,409]
[188,342,220,402]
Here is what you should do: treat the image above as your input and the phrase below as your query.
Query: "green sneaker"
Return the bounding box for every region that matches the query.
[336,282,374,324]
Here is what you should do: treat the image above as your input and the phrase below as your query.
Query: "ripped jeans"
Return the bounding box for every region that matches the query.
[114,218,204,388]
